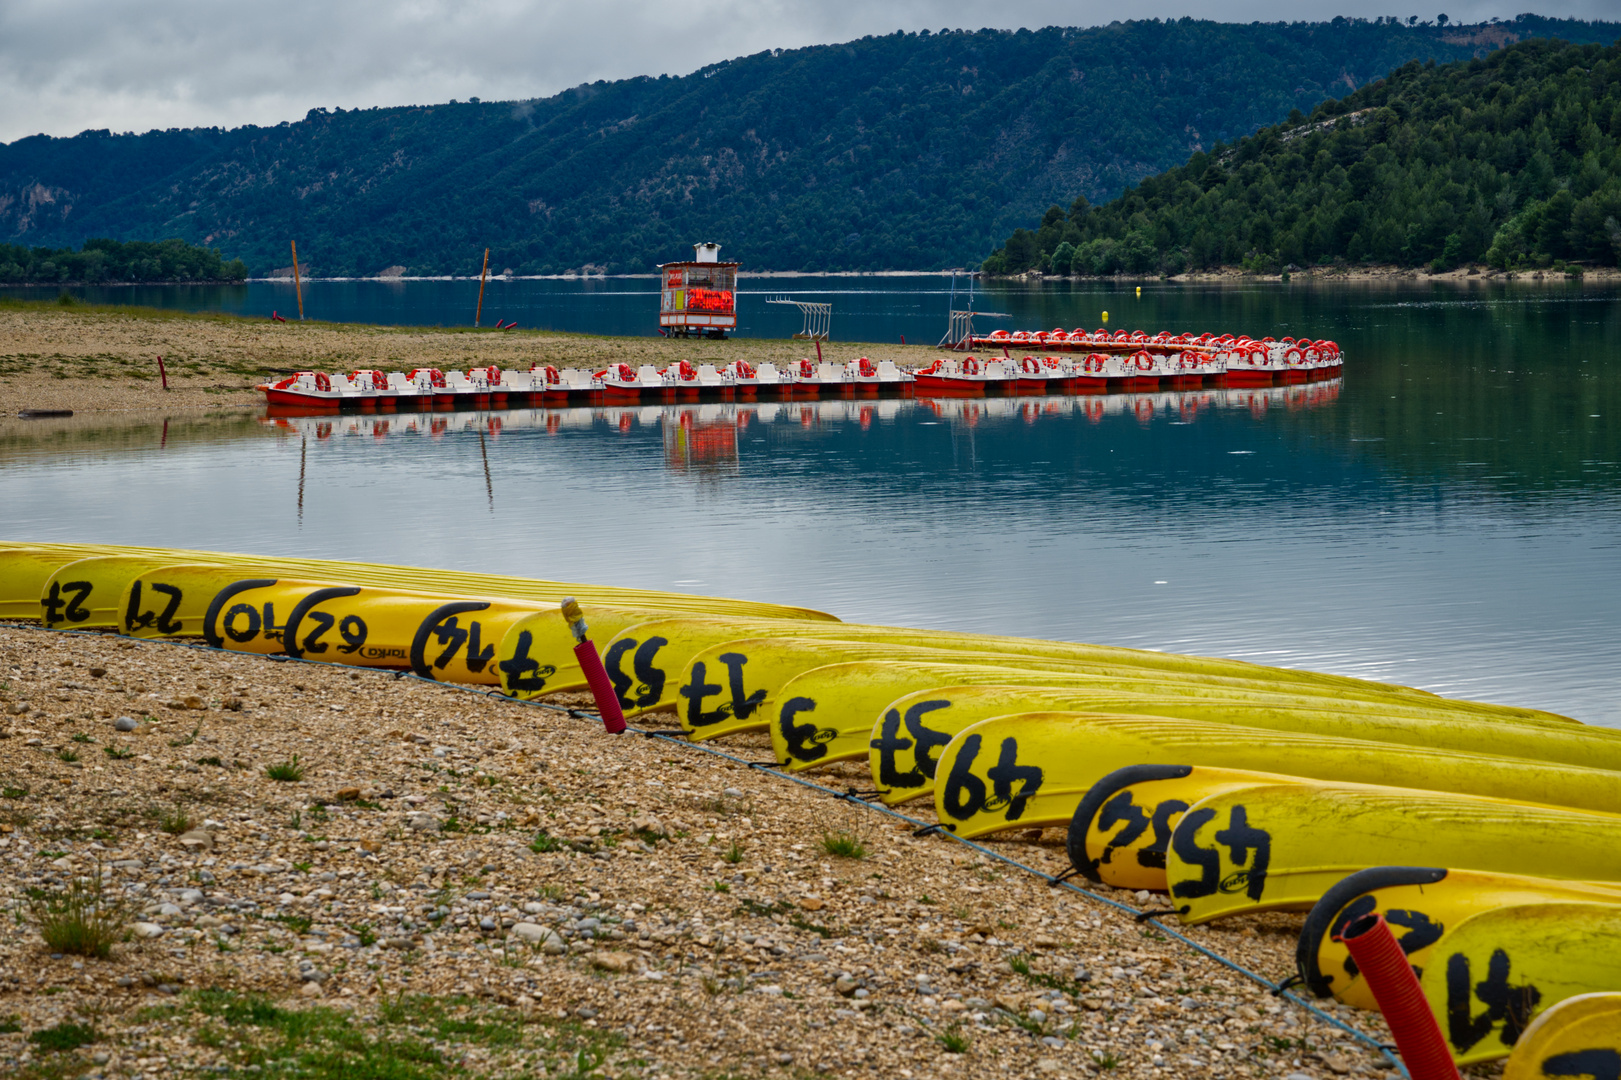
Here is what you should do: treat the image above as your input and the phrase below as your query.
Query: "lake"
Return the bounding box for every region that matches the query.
[2,276,1618,726]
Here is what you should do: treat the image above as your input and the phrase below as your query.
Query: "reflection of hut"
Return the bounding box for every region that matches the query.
[663,406,739,472]
[658,242,738,339]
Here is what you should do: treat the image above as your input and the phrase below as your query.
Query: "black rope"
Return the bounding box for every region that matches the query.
[1271,974,1307,997]
[1046,868,1082,887]
[1134,907,1180,922]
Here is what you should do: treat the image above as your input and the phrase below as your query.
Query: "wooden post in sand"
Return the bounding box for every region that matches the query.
[291,240,305,321]
[475,248,490,327]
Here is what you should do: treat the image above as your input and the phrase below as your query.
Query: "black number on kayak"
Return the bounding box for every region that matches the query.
[1444,948,1542,1053]
[301,610,336,654]
[262,603,286,642]
[870,700,950,787]
[940,734,988,821]
[335,615,368,655]
[1212,805,1271,901]
[939,735,1041,821]
[499,630,558,694]
[1097,791,1188,870]
[428,617,493,671]
[124,581,184,634]
[222,603,261,643]
[680,653,764,728]
[983,737,1042,820]
[1542,1050,1621,1080]
[42,580,93,626]
[410,601,494,679]
[1331,898,1443,981]
[1169,808,1220,901]
[778,697,838,763]
[605,636,668,709]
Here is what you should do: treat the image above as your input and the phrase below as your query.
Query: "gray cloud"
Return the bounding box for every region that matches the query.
[1,0,1614,142]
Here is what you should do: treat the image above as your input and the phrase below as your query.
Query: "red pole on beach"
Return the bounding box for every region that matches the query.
[158,355,168,391]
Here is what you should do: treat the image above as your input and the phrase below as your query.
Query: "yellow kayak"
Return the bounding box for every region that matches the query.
[1296,867,1621,1010]
[0,541,836,624]
[1417,903,1621,1065]
[1165,785,1621,925]
[859,681,1621,805]
[1502,992,1621,1078]
[930,713,1621,840]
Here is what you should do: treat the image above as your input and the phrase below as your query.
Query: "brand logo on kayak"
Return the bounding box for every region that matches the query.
[1219,870,1252,895]
[361,647,408,660]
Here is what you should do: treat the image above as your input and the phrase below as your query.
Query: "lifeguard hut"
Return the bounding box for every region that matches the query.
[658,242,738,338]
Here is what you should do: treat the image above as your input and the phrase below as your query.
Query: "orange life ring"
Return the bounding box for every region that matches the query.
[1083,354,1106,373]
[483,365,501,385]
[962,357,980,376]
[858,358,875,377]
[799,360,815,378]
[314,372,332,392]
[370,370,388,390]
[1133,352,1154,372]
[738,362,756,379]
[1021,356,1040,374]
[617,363,635,382]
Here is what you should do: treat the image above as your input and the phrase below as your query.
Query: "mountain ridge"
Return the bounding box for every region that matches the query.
[3,15,1618,277]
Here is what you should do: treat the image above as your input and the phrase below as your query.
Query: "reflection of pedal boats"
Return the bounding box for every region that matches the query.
[261,378,1342,438]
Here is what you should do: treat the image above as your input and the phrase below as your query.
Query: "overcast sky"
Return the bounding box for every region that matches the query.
[1,0,1614,144]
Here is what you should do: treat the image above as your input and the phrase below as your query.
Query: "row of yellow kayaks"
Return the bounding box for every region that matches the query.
[3,542,1620,1064]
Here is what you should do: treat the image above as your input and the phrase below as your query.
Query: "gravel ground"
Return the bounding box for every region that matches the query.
[0,623,1441,1080]
[0,305,943,417]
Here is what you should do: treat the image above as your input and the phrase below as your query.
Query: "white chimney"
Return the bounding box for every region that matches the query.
[694,242,720,263]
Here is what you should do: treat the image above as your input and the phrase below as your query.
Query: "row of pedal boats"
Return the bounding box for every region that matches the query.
[9,539,1608,1067]
[259,333,1343,409]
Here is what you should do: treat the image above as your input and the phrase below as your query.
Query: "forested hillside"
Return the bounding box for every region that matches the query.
[2,15,1616,276]
[984,36,1621,275]
[0,238,246,284]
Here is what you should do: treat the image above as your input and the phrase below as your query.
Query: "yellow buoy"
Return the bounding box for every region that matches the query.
[1101,311,1109,323]
[1135,286,1141,297]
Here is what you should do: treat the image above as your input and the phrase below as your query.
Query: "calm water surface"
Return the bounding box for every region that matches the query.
[3,279,1617,726]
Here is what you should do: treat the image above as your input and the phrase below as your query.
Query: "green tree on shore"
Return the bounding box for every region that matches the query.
[983,37,1621,275]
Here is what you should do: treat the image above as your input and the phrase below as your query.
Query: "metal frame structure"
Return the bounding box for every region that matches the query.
[936,269,1009,349]
[766,297,831,341]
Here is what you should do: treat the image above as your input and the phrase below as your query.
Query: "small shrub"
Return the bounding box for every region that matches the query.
[25,864,129,959]
[28,1020,96,1051]
[1,786,26,799]
[721,839,744,864]
[55,747,80,763]
[158,806,191,835]
[936,1024,971,1054]
[103,745,133,760]
[528,829,563,853]
[265,756,304,782]
[820,831,867,859]
[70,733,94,744]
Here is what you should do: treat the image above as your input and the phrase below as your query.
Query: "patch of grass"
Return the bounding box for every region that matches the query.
[265,756,304,782]
[169,724,201,748]
[292,861,313,873]
[789,915,839,939]
[55,747,79,763]
[102,745,133,760]
[819,831,868,859]
[273,913,313,935]
[0,1016,20,1035]
[528,829,563,854]
[196,756,224,768]
[158,806,191,835]
[351,923,378,948]
[710,881,730,893]
[70,733,94,744]
[1008,955,1089,999]
[24,863,129,959]
[28,1021,96,1052]
[1093,1050,1121,1070]
[936,1023,971,1054]
[721,839,744,864]
[1,786,26,799]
